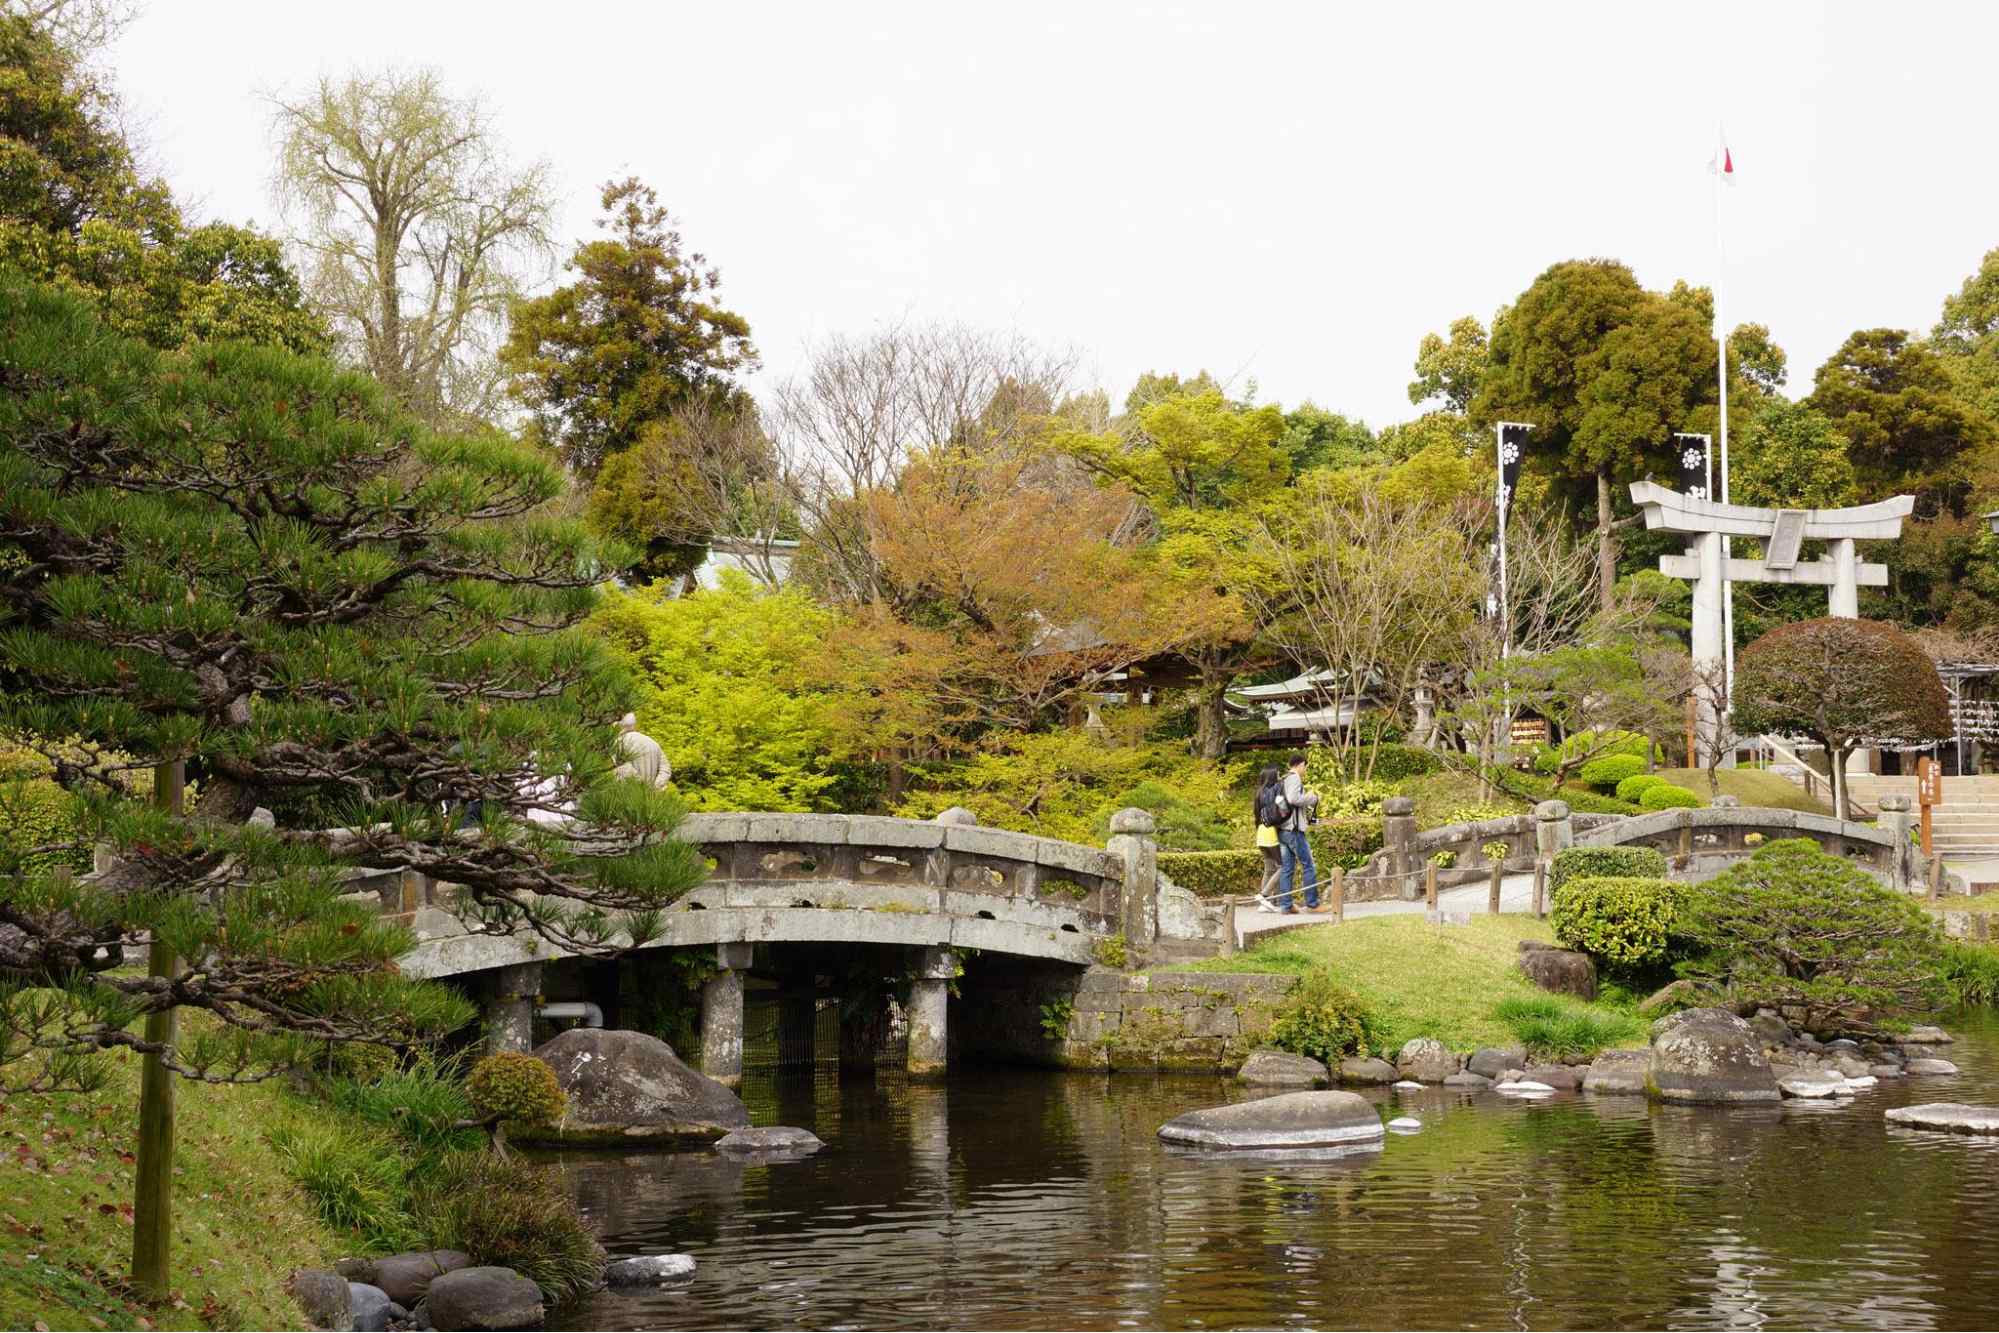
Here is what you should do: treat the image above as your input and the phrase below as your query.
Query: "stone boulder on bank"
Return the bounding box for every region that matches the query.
[1467,1046,1526,1079]
[523,1027,749,1146]
[1582,1049,1649,1095]
[1517,941,1598,1000]
[1237,1049,1329,1087]
[423,1266,543,1331]
[1158,1091,1384,1150]
[1394,1037,1459,1083]
[1336,1056,1399,1085]
[1646,1008,1780,1105]
[335,1251,469,1307]
[286,1268,349,1331]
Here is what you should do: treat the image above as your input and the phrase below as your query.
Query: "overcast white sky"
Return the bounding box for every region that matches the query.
[109,1,1999,429]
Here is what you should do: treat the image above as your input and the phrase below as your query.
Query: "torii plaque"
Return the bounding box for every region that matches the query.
[1628,480,1915,761]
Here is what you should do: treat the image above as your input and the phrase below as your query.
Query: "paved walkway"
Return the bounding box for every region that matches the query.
[1236,872,1540,942]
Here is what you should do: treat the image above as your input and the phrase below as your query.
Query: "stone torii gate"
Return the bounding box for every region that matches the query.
[1628,480,1915,763]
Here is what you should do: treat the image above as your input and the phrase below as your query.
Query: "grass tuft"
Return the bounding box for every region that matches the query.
[1492,995,1647,1061]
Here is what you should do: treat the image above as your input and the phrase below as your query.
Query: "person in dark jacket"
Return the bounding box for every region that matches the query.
[1277,752,1320,912]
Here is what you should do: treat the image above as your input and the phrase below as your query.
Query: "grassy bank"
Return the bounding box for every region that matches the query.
[0,1047,339,1332]
[1648,767,1830,815]
[1165,915,1648,1057]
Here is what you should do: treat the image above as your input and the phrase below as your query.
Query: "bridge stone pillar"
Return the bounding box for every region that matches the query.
[1107,808,1159,950]
[483,961,542,1055]
[1878,795,1916,892]
[700,942,754,1089]
[1382,797,1418,900]
[1534,800,1573,867]
[906,946,956,1079]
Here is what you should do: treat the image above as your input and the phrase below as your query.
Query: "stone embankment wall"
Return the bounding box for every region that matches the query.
[955,960,1295,1073]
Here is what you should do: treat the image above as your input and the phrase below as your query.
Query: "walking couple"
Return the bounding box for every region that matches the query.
[1254,753,1321,913]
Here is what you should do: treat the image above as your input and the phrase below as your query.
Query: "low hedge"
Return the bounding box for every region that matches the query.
[1616,773,1667,803]
[1549,845,1668,896]
[1639,783,1701,810]
[1551,875,1688,969]
[1158,816,1382,898]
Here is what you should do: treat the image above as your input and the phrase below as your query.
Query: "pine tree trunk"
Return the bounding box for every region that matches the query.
[1596,469,1617,611]
[131,760,183,1298]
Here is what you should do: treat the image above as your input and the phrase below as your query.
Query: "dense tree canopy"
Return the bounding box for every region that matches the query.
[1806,327,1994,517]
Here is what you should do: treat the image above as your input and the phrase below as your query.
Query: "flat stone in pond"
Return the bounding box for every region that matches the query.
[715,1126,823,1155]
[604,1254,697,1285]
[1336,1056,1399,1086]
[1386,1117,1422,1132]
[1870,1064,1905,1079]
[1904,1025,1954,1045]
[1157,1091,1384,1150]
[1885,1102,1999,1134]
[1237,1049,1329,1087]
[1496,1080,1556,1096]
[1467,1046,1526,1079]
[1583,1051,1649,1096]
[1778,1074,1847,1099]
[1523,1065,1582,1091]
[1443,1071,1493,1089]
[1906,1058,1961,1075]
[1391,1080,1424,1091]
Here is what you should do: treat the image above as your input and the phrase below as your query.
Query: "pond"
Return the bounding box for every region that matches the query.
[554,1014,1999,1330]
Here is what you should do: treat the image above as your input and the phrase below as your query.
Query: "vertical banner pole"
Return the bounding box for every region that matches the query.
[1714,123,1736,735]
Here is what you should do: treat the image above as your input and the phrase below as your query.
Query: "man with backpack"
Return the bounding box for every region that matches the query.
[1276,752,1321,912]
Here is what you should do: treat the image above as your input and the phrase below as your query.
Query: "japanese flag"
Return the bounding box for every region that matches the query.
[1709,143,1736,184]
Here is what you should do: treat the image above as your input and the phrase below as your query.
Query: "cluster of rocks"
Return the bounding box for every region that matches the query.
[291,1246,701,1331]
[1235,1012,1961,1108]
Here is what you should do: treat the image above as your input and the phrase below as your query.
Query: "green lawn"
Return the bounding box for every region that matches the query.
[1650,767,1831,814]
[0,1039,336,1331]
[1393,769,1532,828]
[1164,914,1648,1056]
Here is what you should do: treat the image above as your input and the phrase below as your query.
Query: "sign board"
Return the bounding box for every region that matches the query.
[1510,717,1550,745]
[1919,757,1942,807]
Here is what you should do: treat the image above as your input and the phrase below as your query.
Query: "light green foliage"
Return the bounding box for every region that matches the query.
[1268,968,1381,1066]
[1578,753,1645,791]
[465,1051,566,1128]
[0,773,80,873]
[1430,850,1457,869]
[416,1151,605,1304]
[1436,802,1515,827]
[1158,850,1262,897]
[267,1116,418,1252]
[1934,940,1999,1007]
[1481,840,1508,863]
[1492,995,1645,1061]
[1408,315,1489,413]
[1551,875,1687,969]
[1060,389,1290,512]
[1466,648,1674,787]
[1548,845,1668,895]
[1733,398,1859,509]
[1533,730,1656,775]
[592,572,855,812]
[1638,783,1701,810]
[898,725,1236,850]
[1680,838,1947,1033]
[1093,934,1129,969]
[1038,997,1075,1041]
[1280,402,1381,472]
[1616,773,1667,802]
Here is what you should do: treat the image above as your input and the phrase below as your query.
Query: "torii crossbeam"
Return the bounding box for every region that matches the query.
[1628,480,1915,763]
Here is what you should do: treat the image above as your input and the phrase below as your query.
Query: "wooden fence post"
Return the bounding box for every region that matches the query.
[1424,861,1438,911]
[132,758,184,1298]
[1928,853,1946,903]
[1487,860,1503,914]
[1329,866,1345,922]
[1532,860,1548,919]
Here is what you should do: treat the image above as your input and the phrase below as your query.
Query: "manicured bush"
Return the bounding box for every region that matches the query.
[1361,743,1442,783]
[1268,968,1382,1066]
[1308,817,1384,871]
[417,1150,605,1304]
[1548,846,1668,895]
[466,1051,566,1128]
[1533,730,1659,775]
[1578,753,1646,791]
[1492,995,1645,1061]
[1616,773,1667,803]
[1680,838,1946,1032]
[1551,875,1687,969]
[0,776,85,875]
[1638,783,1701,810]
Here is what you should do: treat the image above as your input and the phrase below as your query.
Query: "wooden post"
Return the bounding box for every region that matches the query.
[1928,853,1946,903]
[1684,693,1698,769]
[1488,859,1503,914]
[1532,860,1548,919]
[1219,898,1238,957]
[1424,861,1438,911]
[1329,866,1344,922]
[132,759,184,1299]
[1918,757,1940,858]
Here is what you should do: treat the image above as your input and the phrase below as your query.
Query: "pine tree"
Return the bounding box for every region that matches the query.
[0,274,702,1290]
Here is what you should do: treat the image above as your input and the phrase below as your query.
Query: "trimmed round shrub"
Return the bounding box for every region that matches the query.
[1615,773,1667,803]
[1578,753,1646,791]
[466,1051,566,1127]
[1548,845,1668,896]
[1551,875,1687,969]
[1364,744,1442,782]
[1638,783,1701,810]
[1268,968,1381,1066]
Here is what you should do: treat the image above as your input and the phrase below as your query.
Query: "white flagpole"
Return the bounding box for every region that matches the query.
[1713,122,1736,756]
[1496,422,1510,662]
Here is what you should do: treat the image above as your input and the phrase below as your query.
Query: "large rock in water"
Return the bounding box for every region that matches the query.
[423,1267,543,1332]
[1395,1037,1459,1083]
[1885,1102,1999,1134]
[1237,1049,1329,1087]
[1467,1046,1526,1079]
[525,1027,749,1145]
[1517,942,1597,1000]
[1158,1091,1384,1150]
[1582,1049,1649,1095]
[1337,1056,1399,1086]
[1646,1008,1780,1104]
[715,1126,823,1156]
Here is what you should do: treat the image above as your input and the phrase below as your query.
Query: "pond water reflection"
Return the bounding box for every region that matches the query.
[555,1014,1999,1330]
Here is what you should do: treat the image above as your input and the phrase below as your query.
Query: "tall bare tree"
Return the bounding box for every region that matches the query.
[2,0,136,55]
[771,320,1080,604]
[268,67,555,425]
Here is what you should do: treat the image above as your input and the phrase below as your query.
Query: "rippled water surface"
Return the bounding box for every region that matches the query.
[555,1014,1999,1330]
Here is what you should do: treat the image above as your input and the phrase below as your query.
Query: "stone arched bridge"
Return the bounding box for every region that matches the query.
[367,808,1218,1083]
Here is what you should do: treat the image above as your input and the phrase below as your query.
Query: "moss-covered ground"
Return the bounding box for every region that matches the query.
[0,1045,337,1331]
[1163,914,1649,1056]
